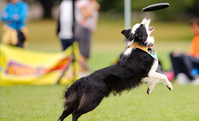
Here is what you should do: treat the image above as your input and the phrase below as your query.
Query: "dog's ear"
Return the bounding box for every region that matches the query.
[121,29,131,38]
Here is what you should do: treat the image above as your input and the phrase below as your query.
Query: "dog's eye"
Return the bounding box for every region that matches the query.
[128,34,134,40]
[134,33,139,38]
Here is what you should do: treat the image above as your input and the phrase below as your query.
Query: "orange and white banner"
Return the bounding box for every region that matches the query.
[0,43,80,86]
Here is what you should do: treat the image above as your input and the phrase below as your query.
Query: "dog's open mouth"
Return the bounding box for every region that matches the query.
[149,26,154,31]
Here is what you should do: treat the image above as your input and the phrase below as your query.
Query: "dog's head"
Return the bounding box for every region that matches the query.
[121,17,154,47]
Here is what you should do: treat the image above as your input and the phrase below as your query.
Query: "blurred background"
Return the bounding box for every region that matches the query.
[1,0,199,70]
[1,1,199,120]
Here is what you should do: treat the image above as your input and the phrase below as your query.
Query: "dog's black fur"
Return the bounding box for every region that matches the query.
[58,18,167,121]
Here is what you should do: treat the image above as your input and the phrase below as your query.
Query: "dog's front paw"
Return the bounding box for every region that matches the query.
[147,87,150,94]
[147,83,155,94]
[166,84,173,91]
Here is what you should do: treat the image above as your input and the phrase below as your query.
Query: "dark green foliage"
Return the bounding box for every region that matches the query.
[98,0,199,21]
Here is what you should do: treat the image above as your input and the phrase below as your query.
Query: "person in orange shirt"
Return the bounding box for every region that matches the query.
[190,24,199,57]
[170,17,199,85]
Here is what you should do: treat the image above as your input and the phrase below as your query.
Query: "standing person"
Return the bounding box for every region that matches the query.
[57,0,74,51]
[1,0,29,48]
[170,17,199,85]
[75,0,100,77]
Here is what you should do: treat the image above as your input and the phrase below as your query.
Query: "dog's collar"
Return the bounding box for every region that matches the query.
[127,43,158,60]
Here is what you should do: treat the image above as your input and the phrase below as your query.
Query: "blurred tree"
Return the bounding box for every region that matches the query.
[98,0,199,21]
[99,0,124,13]
[37,0,54,18]
[186,0,199,17]
[20,0,54,18]
[3,0,197,20]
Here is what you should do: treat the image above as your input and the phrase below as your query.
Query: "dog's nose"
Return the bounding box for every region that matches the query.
[142,17,151,25]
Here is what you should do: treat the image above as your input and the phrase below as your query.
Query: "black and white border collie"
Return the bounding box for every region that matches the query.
[58,17,173,121]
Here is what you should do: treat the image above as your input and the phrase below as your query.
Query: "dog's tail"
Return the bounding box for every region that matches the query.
[63,79,83,109]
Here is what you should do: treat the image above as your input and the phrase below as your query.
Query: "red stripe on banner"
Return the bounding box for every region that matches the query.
[5,57,72,76]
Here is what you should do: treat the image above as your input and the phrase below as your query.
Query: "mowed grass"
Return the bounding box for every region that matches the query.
[1,84,199,121]
[1,20,198,121]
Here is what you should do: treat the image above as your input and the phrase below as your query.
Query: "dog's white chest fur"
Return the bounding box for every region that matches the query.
[150,59,159,71]
[124,48,133,56]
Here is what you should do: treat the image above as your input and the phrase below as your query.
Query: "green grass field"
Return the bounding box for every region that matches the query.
[1,84,199,121]
[1,20,199,121]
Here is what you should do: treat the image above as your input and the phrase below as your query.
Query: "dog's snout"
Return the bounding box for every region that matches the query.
[141,17,151,25]
[144,17,150,22]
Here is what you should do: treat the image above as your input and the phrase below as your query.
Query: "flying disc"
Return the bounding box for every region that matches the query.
[142,3,170,12]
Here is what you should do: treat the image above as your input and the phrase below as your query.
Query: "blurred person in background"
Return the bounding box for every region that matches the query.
[169,17,199,85]
[75,0,100,77]
[1,0,29,48]
[57,0,74,51]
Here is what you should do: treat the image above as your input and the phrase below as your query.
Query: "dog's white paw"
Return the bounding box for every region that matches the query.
[147,87,151,94]
[147,83,155,94]
[166,83,173,91]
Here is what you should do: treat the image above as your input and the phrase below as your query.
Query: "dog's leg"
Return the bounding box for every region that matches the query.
[58,107,76,121]
[142,70,173,94]
[141,77,156,94]
[147,82,156,94]
[148,70,173,92]
[142,60,173,94]
[72,94,103,121]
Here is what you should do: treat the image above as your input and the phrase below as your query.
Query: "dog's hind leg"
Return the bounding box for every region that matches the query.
[72,94,103,121]
[58,107,76,121]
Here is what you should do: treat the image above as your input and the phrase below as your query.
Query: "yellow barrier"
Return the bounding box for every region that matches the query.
[0,43,80,86]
